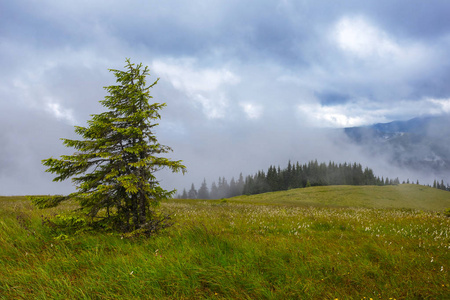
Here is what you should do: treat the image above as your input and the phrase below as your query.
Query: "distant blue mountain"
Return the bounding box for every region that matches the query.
[371,117,427,133]
[344,115,450,174]
[345,116,438,140]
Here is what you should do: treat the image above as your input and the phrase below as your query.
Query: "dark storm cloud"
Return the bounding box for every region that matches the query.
[1,0,450,194]
[316,92,350,106]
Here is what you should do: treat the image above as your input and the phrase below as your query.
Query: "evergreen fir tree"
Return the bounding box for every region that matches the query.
[237,173,245,194]
[229,177,239,197]
[243,175,254,195]
[217,177,229,198]
[188,183,197,199]
[210,181,219,199]
[30,59,186,234]
[267,165,278,191]
[197,179,210,199]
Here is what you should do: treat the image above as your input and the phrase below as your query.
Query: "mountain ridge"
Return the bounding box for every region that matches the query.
[344,114,450,176]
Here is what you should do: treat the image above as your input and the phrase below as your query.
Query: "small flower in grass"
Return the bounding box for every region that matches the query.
[130,271,134,275]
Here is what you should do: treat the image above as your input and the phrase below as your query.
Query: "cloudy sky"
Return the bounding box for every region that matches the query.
[2,0,450,195]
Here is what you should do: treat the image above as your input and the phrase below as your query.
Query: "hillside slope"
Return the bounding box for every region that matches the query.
[229,184,450,211]
[4,184,449,212]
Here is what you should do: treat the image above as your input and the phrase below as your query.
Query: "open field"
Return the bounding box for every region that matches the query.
[0,185,449,299]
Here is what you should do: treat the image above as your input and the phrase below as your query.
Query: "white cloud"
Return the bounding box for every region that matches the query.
[297,101,384,128]
[240,102,263,119]
[152,59,239,119]
[153,59,239,92]
[426,98,450,114]
[323,15,437,104]
[331,15,432,72]
[333,16,401,59]
[297,96,450,128]
[194,93,228,119]
[45,101,77,125]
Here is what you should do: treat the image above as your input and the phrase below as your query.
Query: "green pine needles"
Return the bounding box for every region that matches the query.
[31,59,186,235]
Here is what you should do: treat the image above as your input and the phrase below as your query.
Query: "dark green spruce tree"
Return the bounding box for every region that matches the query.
[197,179,210,199]
[31,59,186,234]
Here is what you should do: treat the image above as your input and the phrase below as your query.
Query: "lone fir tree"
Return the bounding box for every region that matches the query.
[31,59,186,234]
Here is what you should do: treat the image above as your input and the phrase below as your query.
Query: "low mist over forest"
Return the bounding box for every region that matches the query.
[180,159,450,200]
[179,114,450,199]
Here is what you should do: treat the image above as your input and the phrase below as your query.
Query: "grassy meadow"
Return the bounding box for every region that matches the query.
[0,184,449,299]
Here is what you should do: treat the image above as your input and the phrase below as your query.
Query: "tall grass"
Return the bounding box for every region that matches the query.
[0,186,449,299]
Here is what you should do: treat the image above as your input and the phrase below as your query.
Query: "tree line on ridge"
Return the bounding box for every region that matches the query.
[178,160,402,199]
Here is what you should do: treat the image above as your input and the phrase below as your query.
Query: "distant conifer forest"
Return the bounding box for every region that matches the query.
[178,160,406,199]
[178,160,450,199]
